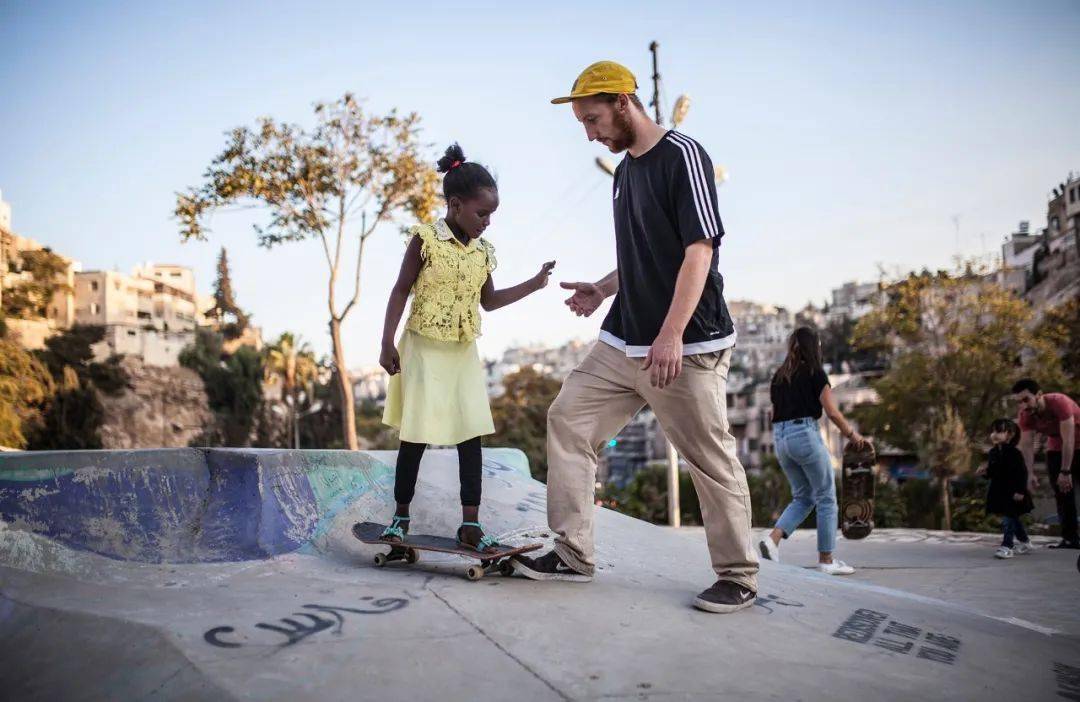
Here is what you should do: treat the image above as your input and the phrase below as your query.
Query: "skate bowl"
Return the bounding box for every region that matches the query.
[1,448,1078,701]
[0,448,529,564]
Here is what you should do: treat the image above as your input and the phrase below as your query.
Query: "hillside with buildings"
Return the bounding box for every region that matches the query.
[0,190,265,448]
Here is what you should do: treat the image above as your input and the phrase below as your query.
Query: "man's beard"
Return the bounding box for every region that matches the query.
[606,109,636,153]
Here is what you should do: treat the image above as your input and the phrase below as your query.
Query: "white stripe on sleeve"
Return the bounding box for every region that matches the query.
[668,132,720,238]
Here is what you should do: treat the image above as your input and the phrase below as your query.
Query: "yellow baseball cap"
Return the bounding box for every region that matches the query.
[550,61,638,104]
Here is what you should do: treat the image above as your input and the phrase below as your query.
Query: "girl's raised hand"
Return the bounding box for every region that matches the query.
[532,261,556,291]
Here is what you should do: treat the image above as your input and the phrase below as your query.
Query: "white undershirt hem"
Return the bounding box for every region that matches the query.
[598,329,738,358]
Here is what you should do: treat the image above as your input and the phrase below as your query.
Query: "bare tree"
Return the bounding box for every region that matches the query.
[176,94,440,448]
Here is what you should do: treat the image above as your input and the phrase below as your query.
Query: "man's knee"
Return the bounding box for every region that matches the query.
[547,390,581,434]
[547,392,567,423]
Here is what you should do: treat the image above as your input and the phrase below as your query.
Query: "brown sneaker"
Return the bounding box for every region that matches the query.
[693,580,756,613]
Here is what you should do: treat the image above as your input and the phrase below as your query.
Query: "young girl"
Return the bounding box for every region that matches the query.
[379,143,555,552]
[757,327,869,575]
[976,418,1034,559]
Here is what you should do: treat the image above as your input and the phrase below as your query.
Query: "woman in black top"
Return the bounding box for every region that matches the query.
[756,327,868,575]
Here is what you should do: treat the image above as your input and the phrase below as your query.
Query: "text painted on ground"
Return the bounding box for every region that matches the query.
[832,608,961,665]
[204,597,408,648]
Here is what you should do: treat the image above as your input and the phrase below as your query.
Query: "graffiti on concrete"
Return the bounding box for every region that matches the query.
[1055,662,1080,701]
[204,628,243,649]
[832,608,962,665]
[516,491,546,515]
[832,608,888,644]
[481,458,518,488]
[753,593,804,614]
[203,597,408,648]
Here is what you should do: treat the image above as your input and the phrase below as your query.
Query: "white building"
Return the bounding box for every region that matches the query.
[827,281,884,323]
[998,221,1041,294]
[1048,172,1080,254]
[727,300,794,381]
[0,193,80,349]
[74,263,211,366]
[996,173,1080,304]
[1002,221,1040,268]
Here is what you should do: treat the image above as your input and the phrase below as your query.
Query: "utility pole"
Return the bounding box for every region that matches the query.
[666,438,681,528]
[650,40,681,528]
[649,41,663,125]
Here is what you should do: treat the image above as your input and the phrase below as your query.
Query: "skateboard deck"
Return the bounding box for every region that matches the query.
[352,521,541,581]
[840,441,876,540]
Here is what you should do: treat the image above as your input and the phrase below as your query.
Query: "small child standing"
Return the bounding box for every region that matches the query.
[379,143,555,553]
[976,418,1035,559]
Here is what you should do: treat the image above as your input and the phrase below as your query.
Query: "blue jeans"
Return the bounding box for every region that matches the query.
[1001,516,1028,548]
[773,418,838,554]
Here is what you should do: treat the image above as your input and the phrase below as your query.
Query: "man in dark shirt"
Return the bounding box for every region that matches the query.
[513,61,758,613]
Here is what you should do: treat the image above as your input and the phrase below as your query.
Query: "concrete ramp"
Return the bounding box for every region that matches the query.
[0,448,528,564]
[1,449,1078,701]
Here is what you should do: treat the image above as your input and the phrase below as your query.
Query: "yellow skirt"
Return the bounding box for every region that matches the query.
[382,330,495,445]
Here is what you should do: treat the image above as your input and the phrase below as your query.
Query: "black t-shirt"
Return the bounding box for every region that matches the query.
[771,364,831,422]
[599,130,736,357]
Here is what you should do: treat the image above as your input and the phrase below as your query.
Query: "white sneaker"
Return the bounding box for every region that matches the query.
[1013,541,1034,555]
[818,560,855,575]
[758,536,780,562]
[994,546,1014,559]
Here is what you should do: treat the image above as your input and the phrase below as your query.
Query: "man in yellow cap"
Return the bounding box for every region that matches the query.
[513,61,759,614]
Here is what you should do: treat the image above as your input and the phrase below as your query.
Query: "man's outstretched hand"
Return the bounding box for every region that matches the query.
[562,281,605,317]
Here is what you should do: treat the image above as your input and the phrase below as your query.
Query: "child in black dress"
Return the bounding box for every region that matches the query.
[976,418,1034,559]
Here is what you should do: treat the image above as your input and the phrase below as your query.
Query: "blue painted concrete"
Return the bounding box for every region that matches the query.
[0,449,389,564]
[0,448,530,565]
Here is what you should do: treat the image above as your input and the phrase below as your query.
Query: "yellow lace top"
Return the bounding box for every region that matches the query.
[404,219,496,343]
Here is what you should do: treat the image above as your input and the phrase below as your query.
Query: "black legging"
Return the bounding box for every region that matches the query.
[394,438,483,507]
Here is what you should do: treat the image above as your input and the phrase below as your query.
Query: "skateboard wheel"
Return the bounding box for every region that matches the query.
[374,553,387,567]
[466,565,484,581]
[499,560,515,577]
[406,548,419,564]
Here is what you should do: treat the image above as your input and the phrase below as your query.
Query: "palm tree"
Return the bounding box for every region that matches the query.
[264,332,318,448]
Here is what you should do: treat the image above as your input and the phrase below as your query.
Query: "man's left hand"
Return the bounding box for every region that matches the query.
[1059,473,1074,493]
[641,327,683,389]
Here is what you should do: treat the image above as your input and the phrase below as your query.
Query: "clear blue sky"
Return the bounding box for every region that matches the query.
[3,0,1078,367]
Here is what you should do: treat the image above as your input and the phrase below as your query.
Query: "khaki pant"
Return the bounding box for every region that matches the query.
[547,341,758,590]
